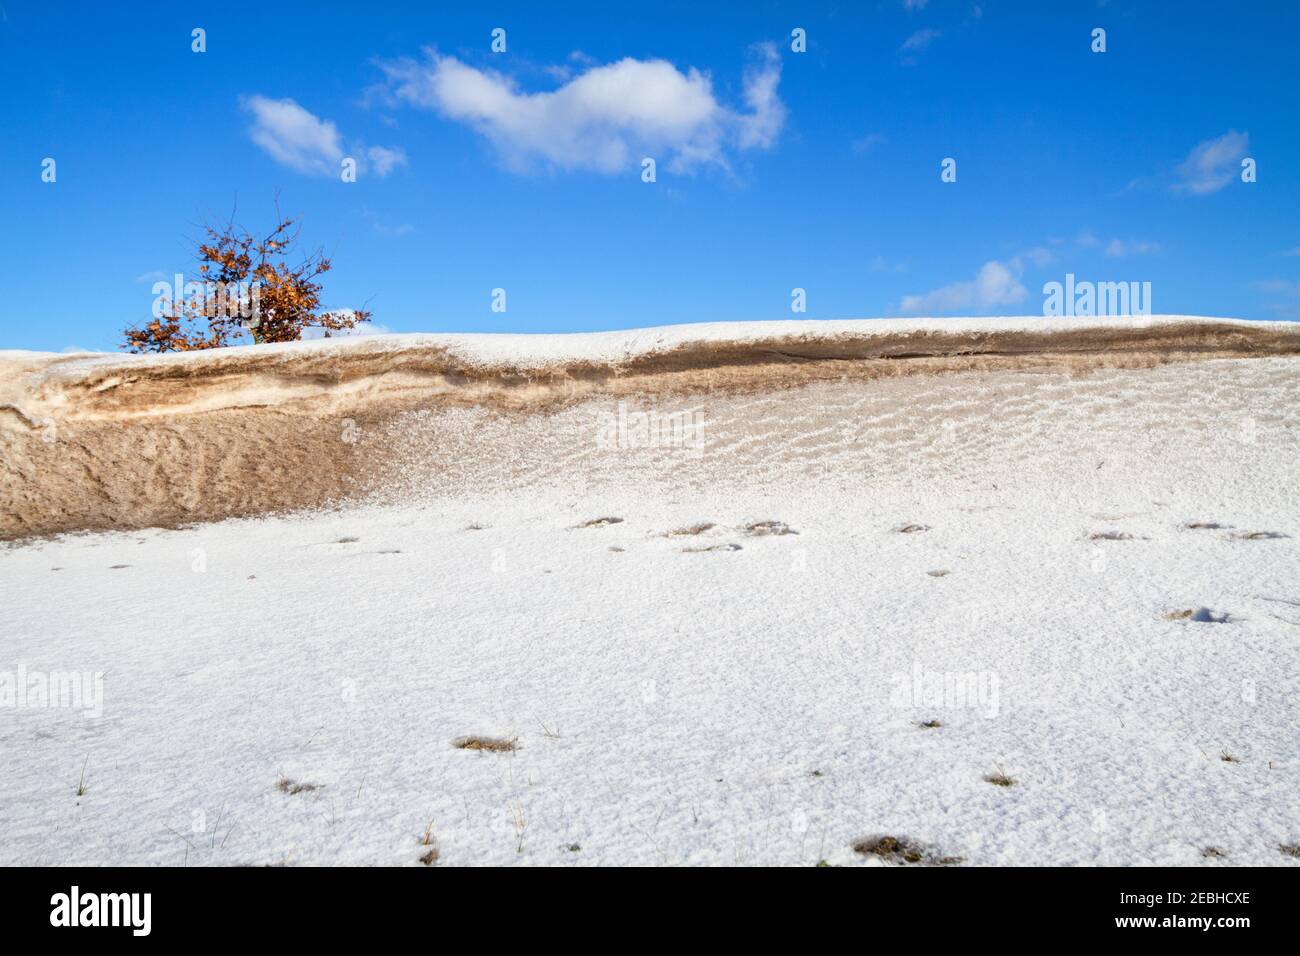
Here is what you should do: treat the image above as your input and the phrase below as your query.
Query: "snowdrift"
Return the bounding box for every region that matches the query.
[2,315,1297,539]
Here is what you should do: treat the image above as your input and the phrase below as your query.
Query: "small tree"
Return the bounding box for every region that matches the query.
[123,213,371,353]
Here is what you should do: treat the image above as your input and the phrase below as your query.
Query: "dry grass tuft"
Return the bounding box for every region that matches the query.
[1089,530,1136,541]
[854,835,925,864]
[1220,750,1240,763]
[1279,843,1300,858]
[1201,846,1227,858]
[895,523,930,534]
[852,835,963,866]
[743,520,797,536]
[1230,530,1288,540]
[276,777,322,795]
[575,516,624,529]
[418,822,439,865]
[453,735,518,753]
[926,569,950,577]
[664,522,717,537]
[1165,608,1195,620]
[681,543,742,553]
[983,770,1017,787]
[919,719,943,729]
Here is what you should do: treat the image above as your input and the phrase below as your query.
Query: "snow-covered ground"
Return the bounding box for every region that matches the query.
[2,351,1299,866]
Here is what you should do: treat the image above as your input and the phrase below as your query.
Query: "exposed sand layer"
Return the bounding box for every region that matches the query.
[2,316,1298,539]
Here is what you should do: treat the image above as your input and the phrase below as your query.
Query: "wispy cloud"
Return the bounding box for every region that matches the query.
[851,132,885,155]
[871,255,908,273]
[900,260,1027,314]
[901,28,941,52]
[374,44,786,174]
[243,95,405,178]
[1172,130,1248,195]
[1104,238,1160,258]
[541,50,598,84]
[360,208,415,237]
[1014,246,1056,269]
[1251,280,1300,294]
[366,145,407,176]
[1250,279,1300,318]
[736,45,786,150]
[372,221,414,237]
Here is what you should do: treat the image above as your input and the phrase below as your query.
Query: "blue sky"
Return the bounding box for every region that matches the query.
[2,0,1297,352]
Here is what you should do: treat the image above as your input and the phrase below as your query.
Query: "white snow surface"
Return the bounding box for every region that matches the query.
[2,352,1300,866]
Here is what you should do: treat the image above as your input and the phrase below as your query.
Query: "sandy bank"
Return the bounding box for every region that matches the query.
[2,316,1296,538]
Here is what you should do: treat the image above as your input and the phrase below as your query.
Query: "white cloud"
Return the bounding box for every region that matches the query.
[375,45,786,174]
[900,260,1028,314]
[736,44,787,150]
[898,28,941,65]
[901,29,940,52]
[542,51,597,84]
[244,95,344,175]
[301,314,392,339]
[1172,130,1249,195]
[243,95,404,178]
[904,0,929,9]
[366,145,408,176]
